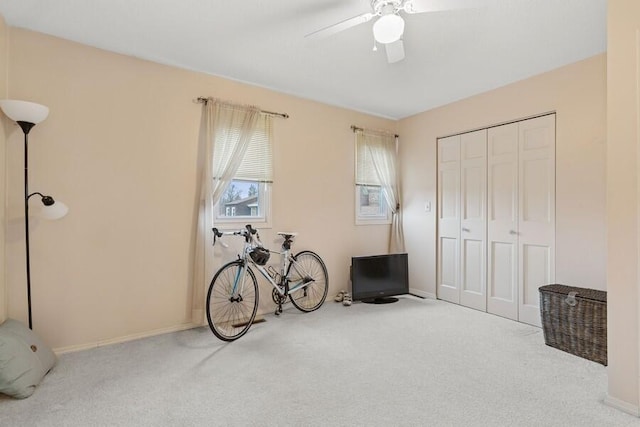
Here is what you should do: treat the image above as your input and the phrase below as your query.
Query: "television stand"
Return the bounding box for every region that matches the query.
[362,297,399,304]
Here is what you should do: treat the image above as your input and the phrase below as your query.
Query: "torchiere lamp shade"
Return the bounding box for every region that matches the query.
[0,100,49,124]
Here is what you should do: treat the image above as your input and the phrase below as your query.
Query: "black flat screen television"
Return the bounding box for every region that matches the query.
[351,253,409,304]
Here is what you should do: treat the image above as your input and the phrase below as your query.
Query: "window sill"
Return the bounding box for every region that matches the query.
[355,218,392,226]
[214,217,272,230]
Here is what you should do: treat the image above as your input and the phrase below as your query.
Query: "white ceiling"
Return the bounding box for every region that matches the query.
[0,0,606,119]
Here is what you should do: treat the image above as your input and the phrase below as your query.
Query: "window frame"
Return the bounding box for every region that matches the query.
[214,180,272,228]
[355,184,392,225]
[354,131,392,226]
[210,109,274,229]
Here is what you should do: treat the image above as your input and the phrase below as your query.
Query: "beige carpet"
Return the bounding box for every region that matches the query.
[1,297,637,426]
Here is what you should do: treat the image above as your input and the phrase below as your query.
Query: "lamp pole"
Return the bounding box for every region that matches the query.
[18,122,59,330]
[18,120,36,329]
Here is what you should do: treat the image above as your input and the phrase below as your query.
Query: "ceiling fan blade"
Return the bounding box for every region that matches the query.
[305,12,375,40]
[404,0,477,14]
[385,39,405,64]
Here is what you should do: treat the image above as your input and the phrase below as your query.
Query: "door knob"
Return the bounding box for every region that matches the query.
[462,227,470,232]
[509,230,518,235]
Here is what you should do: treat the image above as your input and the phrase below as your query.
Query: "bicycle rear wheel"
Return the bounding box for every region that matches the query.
[288,251,328,312]
[206,260,259,341]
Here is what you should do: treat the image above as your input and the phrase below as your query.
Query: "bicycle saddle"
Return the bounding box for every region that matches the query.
[277,232,297,240]
[278,232,297,250]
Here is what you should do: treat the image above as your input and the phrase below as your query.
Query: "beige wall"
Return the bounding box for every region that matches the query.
[605,0,640,414]
[0,15,6,324]
[5,28,397,350]
[399,54,607,298]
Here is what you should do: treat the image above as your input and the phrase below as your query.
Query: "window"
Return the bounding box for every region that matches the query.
[214,113,273,226]
[356,184,390,223]
[355,132,391,225]
[218,179,268,221]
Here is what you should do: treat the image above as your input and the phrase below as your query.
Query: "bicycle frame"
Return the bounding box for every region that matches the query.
[224,230,315,300]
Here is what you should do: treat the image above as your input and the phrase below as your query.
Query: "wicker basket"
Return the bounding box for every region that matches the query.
[539,284,607,365]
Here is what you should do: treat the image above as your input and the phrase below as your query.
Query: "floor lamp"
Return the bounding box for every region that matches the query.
[0,100,68,330]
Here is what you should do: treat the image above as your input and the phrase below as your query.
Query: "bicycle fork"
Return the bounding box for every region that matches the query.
[230,262,248,303]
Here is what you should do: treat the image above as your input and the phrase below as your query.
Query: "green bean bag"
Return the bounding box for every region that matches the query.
[0,318,57,398]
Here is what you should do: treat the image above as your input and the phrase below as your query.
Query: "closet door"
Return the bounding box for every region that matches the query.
[459,130,487,311]
[517,115,555,327]
[437,135,461,304]
[487,123,519,321]
[438,114,555,326]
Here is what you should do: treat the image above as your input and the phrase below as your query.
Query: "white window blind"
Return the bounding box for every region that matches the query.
[213,111,273,183]
[355,131,383,186]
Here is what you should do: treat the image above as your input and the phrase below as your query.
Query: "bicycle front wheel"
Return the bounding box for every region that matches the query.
[206,260,259,341]
[287,251,328,312]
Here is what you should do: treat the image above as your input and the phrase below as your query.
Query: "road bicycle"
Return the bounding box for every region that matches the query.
[206,224,329,341]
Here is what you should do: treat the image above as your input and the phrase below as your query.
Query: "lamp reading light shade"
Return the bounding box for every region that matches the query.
[373,14,405,44]
[39,199,69,220]
[0,100,49,125]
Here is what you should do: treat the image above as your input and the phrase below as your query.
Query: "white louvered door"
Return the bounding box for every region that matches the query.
[517,115,555,327]
[437,130,487,310]
[487,122,519,321]
[459,130,487,311]
[437,135,461,304]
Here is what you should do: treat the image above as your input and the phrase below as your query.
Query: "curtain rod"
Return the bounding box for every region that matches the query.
[351,125,399,138]
[196,97,289,119]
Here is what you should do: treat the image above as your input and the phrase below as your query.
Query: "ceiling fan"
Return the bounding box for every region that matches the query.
[305,0,474,64]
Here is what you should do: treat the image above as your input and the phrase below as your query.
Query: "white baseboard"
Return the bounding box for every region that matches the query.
[54,322,200,354]
[604,394,640,417]
[409,288,436,299]
[54,291,437,354]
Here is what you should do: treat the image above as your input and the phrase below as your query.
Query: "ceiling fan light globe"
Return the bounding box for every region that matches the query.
[373,14,404,44]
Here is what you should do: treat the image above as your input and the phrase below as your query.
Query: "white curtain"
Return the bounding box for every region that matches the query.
[359,129,405,253]
[191,100,260,324]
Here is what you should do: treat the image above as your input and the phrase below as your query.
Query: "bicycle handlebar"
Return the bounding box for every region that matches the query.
[211,224,262,246]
